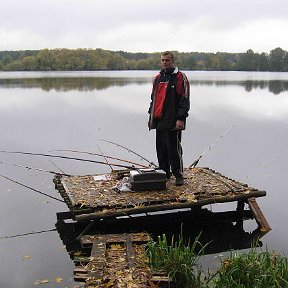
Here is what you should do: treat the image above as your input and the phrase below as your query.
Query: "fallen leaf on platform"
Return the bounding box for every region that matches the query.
[23,255,31,260]
[110,244,122,249]
[106,279,115,287]
[187,195,196,202]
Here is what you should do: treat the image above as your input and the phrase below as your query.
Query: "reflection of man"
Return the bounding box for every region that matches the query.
[148,51,190,186]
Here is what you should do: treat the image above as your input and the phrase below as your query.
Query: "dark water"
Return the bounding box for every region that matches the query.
[0,71,287,287]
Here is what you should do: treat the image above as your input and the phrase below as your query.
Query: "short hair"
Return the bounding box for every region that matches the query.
[161,51,174,61]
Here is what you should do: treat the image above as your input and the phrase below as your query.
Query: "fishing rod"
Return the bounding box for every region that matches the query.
[97,145,113,171]
[51,149,149,168]
[0,150,144,170]
[189,124,234,168]
[0,174,65,203]
[48,159,66,174]
[0,228,57,240]
[0,160,69,176]
[97,139,157,168]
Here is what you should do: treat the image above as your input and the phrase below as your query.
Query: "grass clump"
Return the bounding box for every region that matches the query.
[147,233,288,288]
[211,247,288,288]
[146,232,207,288]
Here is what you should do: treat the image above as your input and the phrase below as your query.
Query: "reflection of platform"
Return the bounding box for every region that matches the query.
[56,207,266,258]
[55,206,268,287]
[54,167,270,234]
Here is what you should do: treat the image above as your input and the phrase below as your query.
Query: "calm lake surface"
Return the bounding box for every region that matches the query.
[0,70,288,287]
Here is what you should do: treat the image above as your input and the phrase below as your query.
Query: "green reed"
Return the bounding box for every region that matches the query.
[211,247,288,288]
[146,232,208,288]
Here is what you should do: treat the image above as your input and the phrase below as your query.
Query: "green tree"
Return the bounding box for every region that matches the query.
[2,55,13,66]
[1,47,288,71]
[22,56,38,71]
[4,60,24,71]
[269,47,286,71]
[258,53,269,71]
[107,53,126,70]
[237,49,258,71]
[206,55,220,70]
[37,49,53,70]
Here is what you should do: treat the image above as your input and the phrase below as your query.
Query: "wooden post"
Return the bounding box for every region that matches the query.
[236,200,245,229]
[247,198,271,235]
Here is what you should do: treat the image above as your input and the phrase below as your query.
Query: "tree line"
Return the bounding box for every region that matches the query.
[0,47,287,71]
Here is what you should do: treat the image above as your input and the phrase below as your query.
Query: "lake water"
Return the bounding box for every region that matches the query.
[0,70,287,287]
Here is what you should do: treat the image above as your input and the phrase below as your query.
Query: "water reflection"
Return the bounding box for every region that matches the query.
[0,77,148,92]
[192,80,288,95]
[0,71,287,288]
[0,77,288,95]
[56,207,264,261]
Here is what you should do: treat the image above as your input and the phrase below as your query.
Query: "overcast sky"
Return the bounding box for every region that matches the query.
[0,0,287,53]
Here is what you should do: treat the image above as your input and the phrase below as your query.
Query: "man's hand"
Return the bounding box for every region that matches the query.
[175,120,185,130]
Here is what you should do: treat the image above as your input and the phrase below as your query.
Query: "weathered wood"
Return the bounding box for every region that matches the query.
[54,166,269,241]
[74,232,157,287]
[125,234,135,269]
[247,198,271,234]
[87,238,106,281]
[80,232,151,247]
[56,211,73,220]
[74,256,90,263]
[74,190,266,221]
[74,267,88,275]
[74,274,88,281]
[150,274,172,285]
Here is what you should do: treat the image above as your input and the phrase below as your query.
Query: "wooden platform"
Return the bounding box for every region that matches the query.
[54,167,267,222]
[73,232,170,288]
[54,167,271,287]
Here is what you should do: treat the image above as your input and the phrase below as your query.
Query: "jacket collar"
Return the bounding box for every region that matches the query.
[160,67,179,75]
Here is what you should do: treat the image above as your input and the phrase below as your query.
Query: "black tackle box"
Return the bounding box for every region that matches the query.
[129,168,167,191]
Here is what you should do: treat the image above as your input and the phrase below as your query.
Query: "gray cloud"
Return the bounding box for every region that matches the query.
[0,0,287,52]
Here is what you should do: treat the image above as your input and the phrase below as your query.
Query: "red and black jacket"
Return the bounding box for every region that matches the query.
[148,67,190,130]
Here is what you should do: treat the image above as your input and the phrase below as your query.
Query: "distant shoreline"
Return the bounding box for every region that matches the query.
[0,47,287,72]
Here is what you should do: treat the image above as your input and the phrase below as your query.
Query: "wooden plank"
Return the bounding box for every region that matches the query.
[55,168,267,217]
[125,234,135,269]
[74,273,88,282]
[75,232,158,287]
[74,190,266,221]
[74,256,90,263]
[56,211,73,220]
[80,232,151,247]
[74,267,88,282]
[74,267,87,275]
[87,239,106,281]
[247,198,271,235]
[150,274,172,285]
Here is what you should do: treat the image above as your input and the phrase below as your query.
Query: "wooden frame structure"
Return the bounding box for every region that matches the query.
[54,167,271,235]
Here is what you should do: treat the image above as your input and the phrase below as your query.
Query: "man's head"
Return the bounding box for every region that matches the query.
[161,51,175,70]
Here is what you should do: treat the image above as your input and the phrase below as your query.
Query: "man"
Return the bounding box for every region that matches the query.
[148,51,190,186]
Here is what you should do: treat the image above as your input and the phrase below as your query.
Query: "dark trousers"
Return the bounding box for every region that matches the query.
[156,129,183,178]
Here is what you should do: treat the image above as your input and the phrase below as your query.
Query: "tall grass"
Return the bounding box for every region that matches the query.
[146,232,208,288]
[210,247,288,288]
[147,233,288,288]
